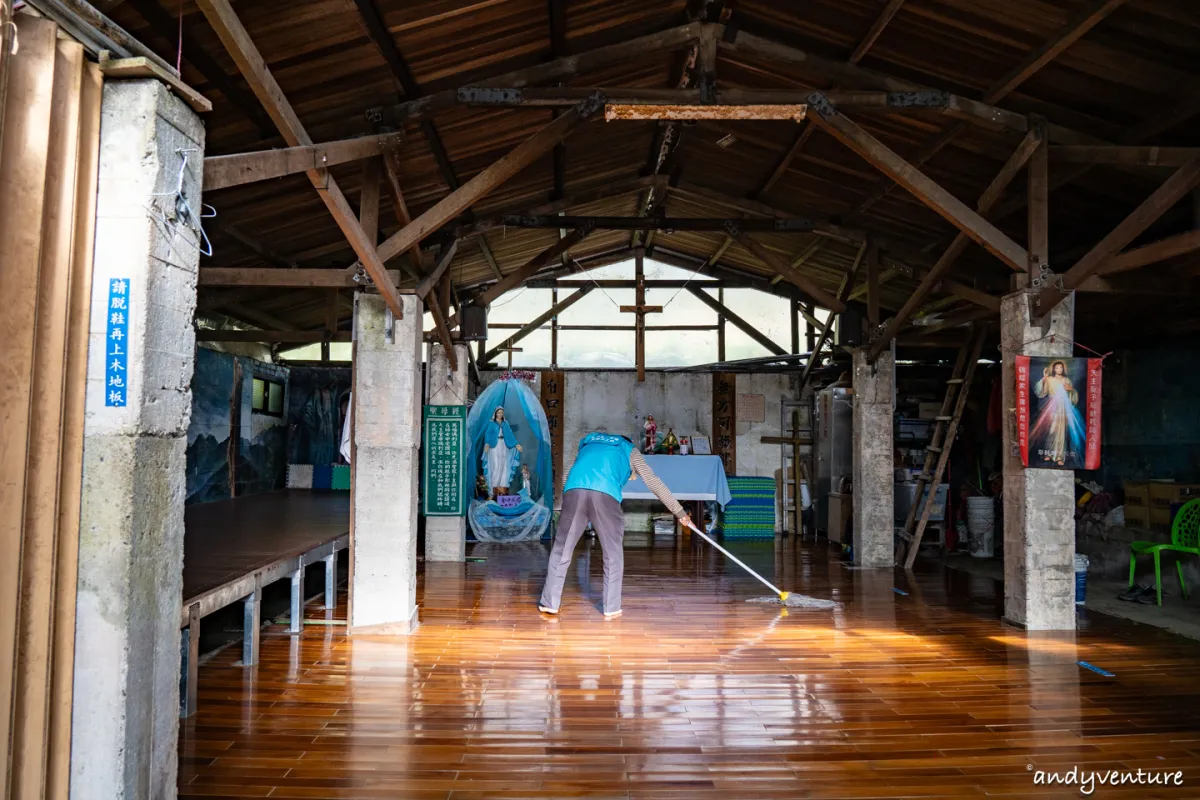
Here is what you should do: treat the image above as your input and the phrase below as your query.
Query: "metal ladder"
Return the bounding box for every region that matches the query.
[897,323,986,568]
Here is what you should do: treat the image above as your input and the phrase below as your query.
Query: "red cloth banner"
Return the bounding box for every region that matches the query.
[1015,355,1102,470]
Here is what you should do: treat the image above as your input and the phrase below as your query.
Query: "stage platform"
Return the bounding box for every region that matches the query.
[179,490,349,717]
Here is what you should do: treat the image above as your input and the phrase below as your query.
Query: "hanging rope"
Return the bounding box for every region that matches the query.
[996,331,1110,361]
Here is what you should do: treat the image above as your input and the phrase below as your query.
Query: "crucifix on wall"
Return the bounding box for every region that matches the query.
[621,247,662,381]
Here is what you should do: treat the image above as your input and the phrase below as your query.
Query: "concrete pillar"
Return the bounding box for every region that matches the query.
[349,293,422,634]
[851,348,895,568]
[1001,289,1076,630]
[71,81,204,800]
[425,342,469,561]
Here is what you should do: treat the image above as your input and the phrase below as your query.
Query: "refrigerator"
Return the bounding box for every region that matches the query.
[814,387,853,534]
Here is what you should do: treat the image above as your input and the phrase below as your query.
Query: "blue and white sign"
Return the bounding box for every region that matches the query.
[105,278,130,407]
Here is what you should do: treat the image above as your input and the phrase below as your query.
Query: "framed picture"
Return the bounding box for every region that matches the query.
[691,435,711,455]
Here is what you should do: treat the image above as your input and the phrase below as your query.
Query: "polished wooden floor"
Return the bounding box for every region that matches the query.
[179,533,1200,798]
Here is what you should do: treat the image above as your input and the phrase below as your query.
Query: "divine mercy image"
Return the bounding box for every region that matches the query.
[1017,356,1103,470]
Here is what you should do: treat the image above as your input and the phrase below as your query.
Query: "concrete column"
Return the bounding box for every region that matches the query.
[1001,289,1076,630]
[349,292,422,634]
[851,348,895,568]
[72,81,204,800]
[425,342,469,561]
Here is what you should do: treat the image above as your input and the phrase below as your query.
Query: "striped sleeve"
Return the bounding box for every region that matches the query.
[629,449,685,518]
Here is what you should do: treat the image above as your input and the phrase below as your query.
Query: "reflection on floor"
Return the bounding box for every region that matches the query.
[179,533,1200,799]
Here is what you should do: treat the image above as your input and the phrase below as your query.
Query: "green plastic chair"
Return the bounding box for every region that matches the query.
[1128,497,1200,606]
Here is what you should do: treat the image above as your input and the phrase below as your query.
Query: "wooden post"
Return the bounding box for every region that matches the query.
[805,303,816,352]
[550,285,559,367]
[718,287,727,361]
[496,346,523,368]
[1029,120,1050,275]
[865,239,880,327]
[322,289,338,362]
[790,299,800,354]
[624,247,664,382]
[760,423,812,538]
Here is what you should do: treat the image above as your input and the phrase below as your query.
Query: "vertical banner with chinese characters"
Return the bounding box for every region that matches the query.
[712,372,737,474]
[540,370,565,493]
[422,405,467,516]
[1014,356,1102,470]
[105,278,130,406]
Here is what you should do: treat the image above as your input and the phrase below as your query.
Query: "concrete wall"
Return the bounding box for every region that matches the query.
[1088,347,1200,489]
[479,370,793,530]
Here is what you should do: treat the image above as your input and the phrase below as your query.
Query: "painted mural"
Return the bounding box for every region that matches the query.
[185,348,291,504]
[286,367,352,467]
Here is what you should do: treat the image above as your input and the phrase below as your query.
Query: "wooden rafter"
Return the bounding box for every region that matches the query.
[203,132,403,191]
[484,286,590,363]
[686,287,787,356]
[734,233,846,312]
[805,92,1029,273]
[799,243,868,389]
[1098,230,1200,275]
[1034,154,1200,314]
[846,0,1126,218]
[195,0,406,317]
[380,151,429,280]
[372,94,603,267]
[849,0,907,64]
[864,127,1043,361]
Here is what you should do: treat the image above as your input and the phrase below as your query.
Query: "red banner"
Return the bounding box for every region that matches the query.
[1015,356,1102,470]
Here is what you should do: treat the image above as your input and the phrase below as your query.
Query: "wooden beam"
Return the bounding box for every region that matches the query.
[359,157,381,244]
[488,215,820,231]
[198,267,404,287]
[373,94,603,266]
[757,124,815,198]
[195,0,406,318]
[866,239,880,326]
[415,240,460,299]
[380,151,428,280]
[1050,145,1200,167]
[378,23,705,125]
[863,127,1041,361]
[805,92,1029,272]
[849,0,906,64]
[1097,229,1200,275]
[202,133,402,191]
[799,245,868,389]
[1035,153,1200,313]
[223,302,296,331]
[985,0,1128,102]
[484,286,591,363]
[687,287,787,356]
[196,330,352,343]
[735,233,847,312]
[471,227,593,310]
[1028,119,1050,276]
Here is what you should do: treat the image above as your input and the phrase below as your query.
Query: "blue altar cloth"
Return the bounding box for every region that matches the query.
[622,455,732,507]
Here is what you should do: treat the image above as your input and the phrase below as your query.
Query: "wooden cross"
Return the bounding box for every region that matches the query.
[623,247,662,381]
[761,411,812,538]
[493,345,523,369]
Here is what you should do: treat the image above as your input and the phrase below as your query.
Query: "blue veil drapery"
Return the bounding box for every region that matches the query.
[466,378,552,541]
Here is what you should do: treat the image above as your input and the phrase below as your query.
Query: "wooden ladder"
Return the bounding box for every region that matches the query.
[897,323,987,569]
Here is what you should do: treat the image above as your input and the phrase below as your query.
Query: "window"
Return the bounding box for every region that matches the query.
[251,377,285,416]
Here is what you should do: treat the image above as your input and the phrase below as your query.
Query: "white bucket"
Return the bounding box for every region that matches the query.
[799,480,812,510]
[967,496,995,558]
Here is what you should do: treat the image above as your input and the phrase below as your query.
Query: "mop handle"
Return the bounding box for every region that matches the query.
[682,519,785,598]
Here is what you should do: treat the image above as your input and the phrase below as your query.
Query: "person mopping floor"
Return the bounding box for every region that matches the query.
[539,432,691,619]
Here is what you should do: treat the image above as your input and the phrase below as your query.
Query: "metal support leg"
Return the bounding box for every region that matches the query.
[242,586,261,666]
[324,552,337,610]
[289,566,304,634]
[179,602,200,718]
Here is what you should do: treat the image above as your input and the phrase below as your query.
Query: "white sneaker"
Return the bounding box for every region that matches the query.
[538,605,558,615]
[603,609,622,619]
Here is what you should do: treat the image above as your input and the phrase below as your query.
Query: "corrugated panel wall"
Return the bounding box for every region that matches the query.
[0,12,103,799]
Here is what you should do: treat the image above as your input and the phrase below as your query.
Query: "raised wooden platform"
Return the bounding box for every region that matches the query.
[180,534,1200,798]
[179,490,349,717]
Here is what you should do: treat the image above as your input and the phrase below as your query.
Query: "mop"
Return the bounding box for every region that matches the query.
[681,520,837,609]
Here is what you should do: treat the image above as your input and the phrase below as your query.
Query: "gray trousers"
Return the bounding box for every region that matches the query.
[540,489,625,613]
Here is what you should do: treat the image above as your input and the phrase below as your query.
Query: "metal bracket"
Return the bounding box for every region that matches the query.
[886,90,950,109]
[804,91,836,119]
[578,91,608,120]
[456,87,524,105]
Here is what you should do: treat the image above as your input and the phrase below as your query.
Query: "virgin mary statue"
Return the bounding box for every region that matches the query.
[1031,359,1086,466]
[483,407,521,498]
[465,376,553,542]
